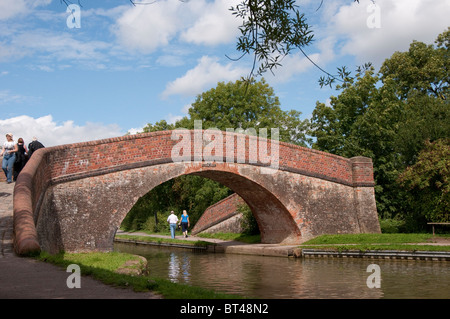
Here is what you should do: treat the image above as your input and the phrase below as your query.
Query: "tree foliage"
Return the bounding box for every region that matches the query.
[176,78,311,146]
[125,78,309,232]
[398,139,450,223]
[230,0,313,79]
[310,28,450,230]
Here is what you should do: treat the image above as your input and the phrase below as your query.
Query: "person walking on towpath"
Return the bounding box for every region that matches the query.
[179,210,190,238]
[167,211,178,239]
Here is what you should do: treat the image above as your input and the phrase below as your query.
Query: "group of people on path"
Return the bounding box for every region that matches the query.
[167,210,190,239]
[0,133,45,183]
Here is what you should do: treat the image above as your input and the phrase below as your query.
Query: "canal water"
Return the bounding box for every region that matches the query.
[114,242,450,299]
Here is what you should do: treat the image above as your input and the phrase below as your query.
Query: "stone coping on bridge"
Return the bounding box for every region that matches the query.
[13,130,376,256]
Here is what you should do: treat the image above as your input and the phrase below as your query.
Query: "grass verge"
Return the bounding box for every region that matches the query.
[36,251,243,299]
[116,234,213,247]
[299,233,450,251]
[196,232,261,244]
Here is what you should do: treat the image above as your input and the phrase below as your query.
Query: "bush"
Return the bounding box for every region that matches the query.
[140,211,170,233]
[238,203,260,235]
[379,218,406,233]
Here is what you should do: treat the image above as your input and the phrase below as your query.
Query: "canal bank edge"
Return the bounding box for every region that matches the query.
[114,236,450,261]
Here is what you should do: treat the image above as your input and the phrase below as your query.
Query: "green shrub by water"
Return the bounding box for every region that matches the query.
[379,218,407,233]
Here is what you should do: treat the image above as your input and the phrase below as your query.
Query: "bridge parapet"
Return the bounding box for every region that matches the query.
[40,131,369,187]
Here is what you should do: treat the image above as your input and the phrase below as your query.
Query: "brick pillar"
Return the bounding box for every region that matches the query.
[350,157,380,233]
[350,156,374,187]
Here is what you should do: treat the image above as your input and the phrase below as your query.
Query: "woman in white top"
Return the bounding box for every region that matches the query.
[0,133,18,183]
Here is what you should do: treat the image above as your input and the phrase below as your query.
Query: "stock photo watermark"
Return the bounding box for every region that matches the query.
[170,120,280,174]
[66,4,81,29]
[66,264,81,289]
[366,2,381,29]
[366,264,381,288]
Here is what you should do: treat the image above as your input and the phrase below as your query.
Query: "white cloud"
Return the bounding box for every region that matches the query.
[181,104,192,114]
[0,0,27,20]
[0,90,28,104]
[112,0,186,54]
[262,35,337,83]
[0,0,51,20]
[0,28,111,66]
[14,31,110,62]
[112,0,241,53]
[127,126,144,135]
[166,113,183,124]
[0,115,123,147]
[161,56,247,98]
[328,0,450,66]
[180,0,241,46]
[156,55,186,67]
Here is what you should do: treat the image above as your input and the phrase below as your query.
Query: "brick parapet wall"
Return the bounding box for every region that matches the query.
[38,130,372,187]
[192,193,245,235]
[13,148,52,255]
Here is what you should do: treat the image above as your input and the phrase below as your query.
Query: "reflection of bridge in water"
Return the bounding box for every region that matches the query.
[13,130,380,255]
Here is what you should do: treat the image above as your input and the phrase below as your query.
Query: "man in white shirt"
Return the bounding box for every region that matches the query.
[167,211,179,239]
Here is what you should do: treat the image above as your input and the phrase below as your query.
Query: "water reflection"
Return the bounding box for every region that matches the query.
[168,253,191,283]
[114,243,450,299]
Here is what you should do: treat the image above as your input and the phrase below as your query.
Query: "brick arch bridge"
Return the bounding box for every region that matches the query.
[13,130,380,255]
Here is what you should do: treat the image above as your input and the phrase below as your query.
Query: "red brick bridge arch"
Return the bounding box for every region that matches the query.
[13,130,380,255]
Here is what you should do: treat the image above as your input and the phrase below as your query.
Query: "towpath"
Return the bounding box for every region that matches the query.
[0,181,160,299]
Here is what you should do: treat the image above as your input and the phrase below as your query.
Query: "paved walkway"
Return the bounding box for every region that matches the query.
[0,182,160,299]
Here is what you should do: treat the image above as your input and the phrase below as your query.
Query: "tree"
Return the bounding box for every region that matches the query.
[176,78,311,146]
[141,119,174,133]
[125,78,310,231]
[229,0,313,80]
[309,29,450,229]
[398,139,450,223]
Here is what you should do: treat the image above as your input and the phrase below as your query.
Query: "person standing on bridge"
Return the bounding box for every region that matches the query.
[179,210,190,238]
[167,211,179,239]
[28,136,45,158]
[13,137,28,182]
[1,133,18,184]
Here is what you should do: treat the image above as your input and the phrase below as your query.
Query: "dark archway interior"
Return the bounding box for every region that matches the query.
[191,170,301,244]
[121,169,301,244]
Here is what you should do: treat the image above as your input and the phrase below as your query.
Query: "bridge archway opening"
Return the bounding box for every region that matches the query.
[120,174,236,234]
[118,167,301,245]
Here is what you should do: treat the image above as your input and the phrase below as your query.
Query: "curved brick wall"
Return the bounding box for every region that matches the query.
[192,193,245,234]
[13,130,377,255]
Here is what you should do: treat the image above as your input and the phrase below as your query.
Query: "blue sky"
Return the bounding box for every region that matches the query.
[0,0,448,146]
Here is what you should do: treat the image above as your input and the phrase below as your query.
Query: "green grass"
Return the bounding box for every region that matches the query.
[118,230,261,244]
[37,251,243,299]
[299,233,450,251]
[301,233,433,245]
[300,244,450,252]
[196,232,261,244]
[116,234,213,247]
